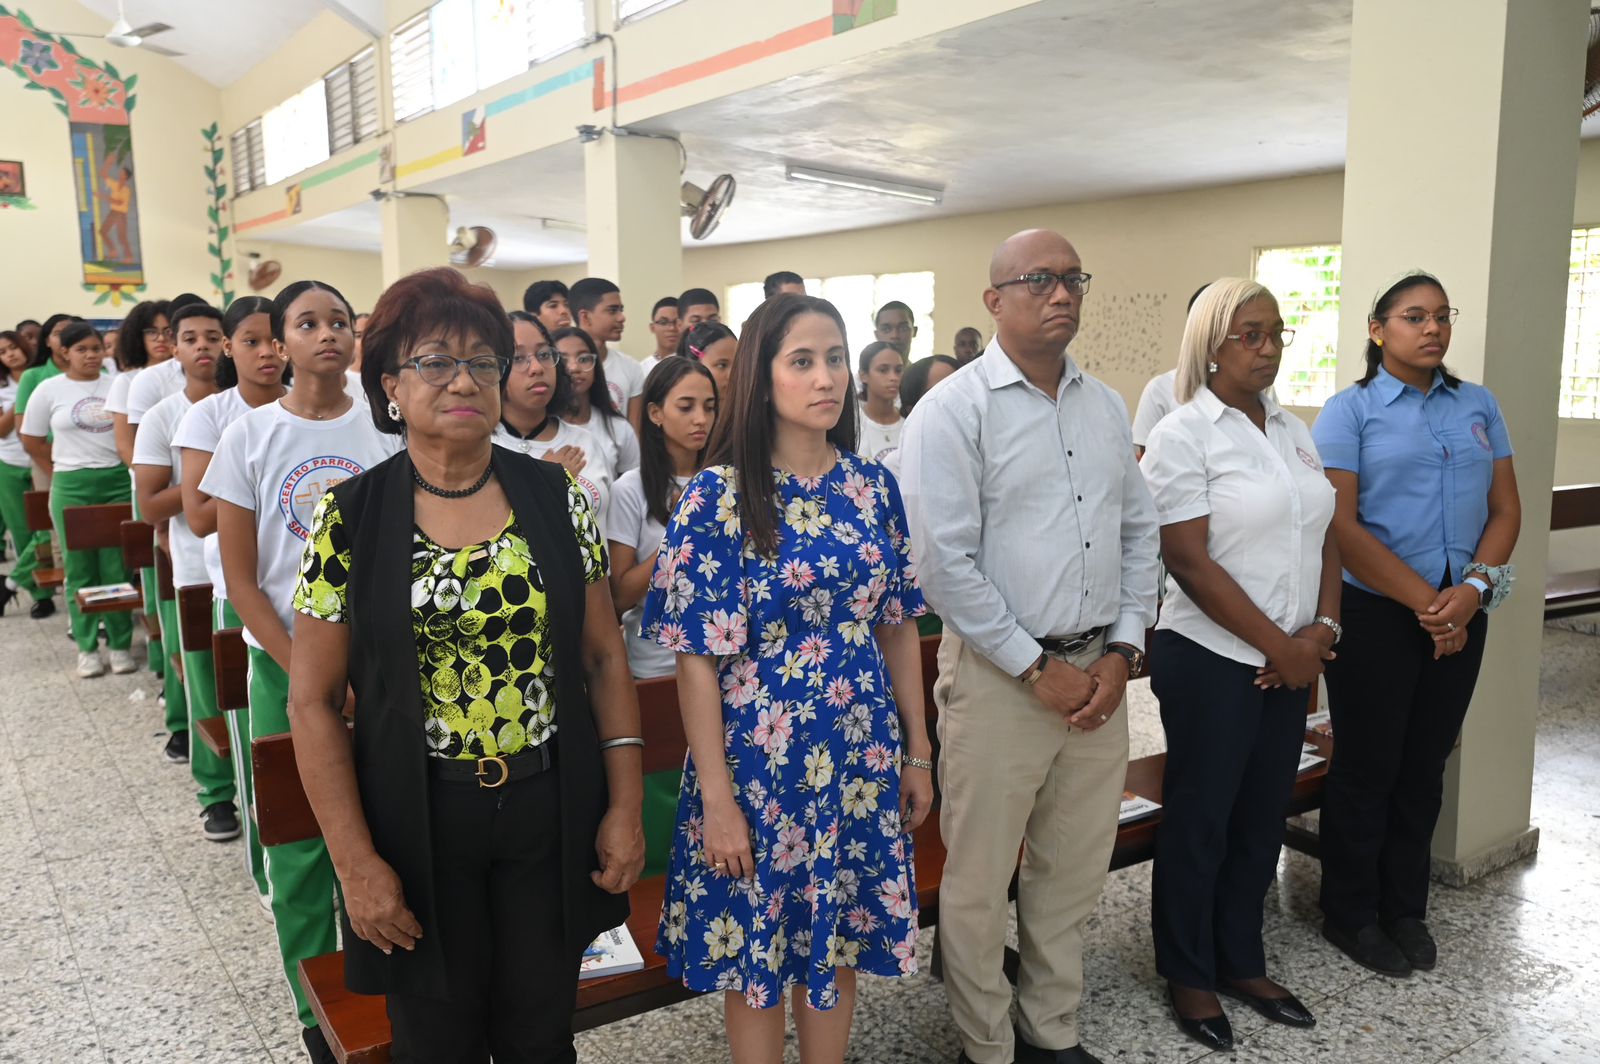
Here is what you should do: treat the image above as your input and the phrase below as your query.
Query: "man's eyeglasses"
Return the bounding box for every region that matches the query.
[1225,329,1296,350]
[651,318,678,328]
[511,348,557,371]
[142,327,174,340]
[400,354,506,387]
[994,272,1093,298]
[1382,309,1459,328]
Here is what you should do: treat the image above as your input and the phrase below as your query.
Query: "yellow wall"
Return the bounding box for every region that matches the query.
[1,0,220,319]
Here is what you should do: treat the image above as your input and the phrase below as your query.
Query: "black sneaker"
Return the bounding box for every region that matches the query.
[201,802,241,842]
[163,731,190,764]
[301,1025,338,1064]
[29,597,55,620]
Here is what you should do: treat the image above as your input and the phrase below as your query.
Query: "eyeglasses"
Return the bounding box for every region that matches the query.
[651,318,678,328]
[1225,329,1296,350]
[143,327,173,340]
[1382,309,1459,328]
[400,353,506,387]
[994,272,1093,297]
[562,352,598,368]
[511,348,557,370]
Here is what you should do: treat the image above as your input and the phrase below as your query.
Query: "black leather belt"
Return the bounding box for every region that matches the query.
[1037,628,1104,657]
[428,743,555,788]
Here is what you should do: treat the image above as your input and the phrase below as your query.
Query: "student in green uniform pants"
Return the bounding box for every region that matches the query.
[0,330,54,617]
[18,322,136,678]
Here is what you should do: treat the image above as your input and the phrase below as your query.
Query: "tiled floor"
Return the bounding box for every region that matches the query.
[2,608,1596,1064]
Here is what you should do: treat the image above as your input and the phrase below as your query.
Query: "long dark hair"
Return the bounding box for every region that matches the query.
[550,325,623,420]
[856,340,903,400]
[639,356,716,526]
[57,321,102,359]
[676,321,735,362]
[118,300,173,370]
[707,294,857,554]
[899,354,959,416]
[1360,272,1462,389]
[269,279,353,341]
[506,311,574,418]
[0,331,27,384]
[215,296,281,390]
[35,313,81,367]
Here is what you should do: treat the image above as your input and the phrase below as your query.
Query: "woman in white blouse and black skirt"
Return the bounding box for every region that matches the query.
[1140,280,1341,1051]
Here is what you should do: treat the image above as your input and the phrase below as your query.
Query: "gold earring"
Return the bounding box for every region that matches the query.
[1375,338,1384,348]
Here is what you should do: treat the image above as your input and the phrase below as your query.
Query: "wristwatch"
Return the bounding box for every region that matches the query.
[1313,615,1343,644]
[1104,642,1143,674]
[1464,576,1491,610]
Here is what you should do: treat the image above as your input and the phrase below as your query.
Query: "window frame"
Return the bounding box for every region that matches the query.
[1250,243,1343,409]
[1560,224,1600,421]
[616,0,685,26]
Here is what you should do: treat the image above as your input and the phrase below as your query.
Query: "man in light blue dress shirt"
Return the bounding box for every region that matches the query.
[900,229,1160,1064]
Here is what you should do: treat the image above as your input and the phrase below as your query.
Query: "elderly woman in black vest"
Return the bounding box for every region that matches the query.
[288,267,645,1064]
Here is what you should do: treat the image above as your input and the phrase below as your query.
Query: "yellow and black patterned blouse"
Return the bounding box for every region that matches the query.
[292,474,607,760]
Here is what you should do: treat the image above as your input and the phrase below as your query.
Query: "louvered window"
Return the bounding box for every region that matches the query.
[617,0,683,24]
[229,121,266,195]
[390,13,434,122]
[325,47,379,155]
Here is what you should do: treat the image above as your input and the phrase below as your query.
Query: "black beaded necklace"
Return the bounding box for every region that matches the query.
[412,463,494,499]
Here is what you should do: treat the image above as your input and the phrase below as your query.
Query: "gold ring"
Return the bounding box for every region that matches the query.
[1447,622,1456,631]
[714,860,727,869]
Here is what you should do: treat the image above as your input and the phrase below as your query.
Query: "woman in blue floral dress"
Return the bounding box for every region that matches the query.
[643,294,934,1062]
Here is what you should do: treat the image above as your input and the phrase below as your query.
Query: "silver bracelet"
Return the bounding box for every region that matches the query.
[599,737,645,751]
[903,755,933,772]
[1313,615,1343,644]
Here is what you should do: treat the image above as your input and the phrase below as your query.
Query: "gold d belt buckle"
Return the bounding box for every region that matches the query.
[475,755,509,789]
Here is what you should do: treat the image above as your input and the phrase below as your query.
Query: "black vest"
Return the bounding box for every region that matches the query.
[332,445,629,998]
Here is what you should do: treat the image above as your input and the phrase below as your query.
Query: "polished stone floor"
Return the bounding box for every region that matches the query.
[1,605,1595,1063]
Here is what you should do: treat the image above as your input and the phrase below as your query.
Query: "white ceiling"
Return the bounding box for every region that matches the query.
[259,0,1597,271]
[69,0,382,87]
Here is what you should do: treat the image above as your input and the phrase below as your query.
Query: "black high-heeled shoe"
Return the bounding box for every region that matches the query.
[1220,981,1316,1028]
[1168,985,1233,1051]
[0,583,18,617]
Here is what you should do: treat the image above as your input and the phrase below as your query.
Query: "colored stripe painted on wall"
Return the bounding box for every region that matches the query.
[486,59,597,117]
[599,17,833,108]
[300,148,381,190]
[236,208,289,234]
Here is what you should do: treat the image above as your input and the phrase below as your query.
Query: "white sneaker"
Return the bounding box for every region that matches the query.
[109,649,138,674]
[76,652,105,678]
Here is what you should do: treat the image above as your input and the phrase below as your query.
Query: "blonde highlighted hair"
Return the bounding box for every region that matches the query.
[1174,278,1274,404]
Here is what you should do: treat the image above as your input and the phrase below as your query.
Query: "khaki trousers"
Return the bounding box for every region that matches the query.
[935,633,1128,1063]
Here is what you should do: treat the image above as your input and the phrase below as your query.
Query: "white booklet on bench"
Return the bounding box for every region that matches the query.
[80,582,138,603]
[1118,791,1161,825]
[580,923,645,980]
[1298,750,1327,774]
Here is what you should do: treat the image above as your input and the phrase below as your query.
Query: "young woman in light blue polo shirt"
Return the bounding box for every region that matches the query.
[1311,270,1522,979]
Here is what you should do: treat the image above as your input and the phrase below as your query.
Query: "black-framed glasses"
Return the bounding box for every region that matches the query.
[651,317,678,328]
[400,353,506,387]
[1382,309,1459,328]
[142,327,173,340]
[994,272,1093,297]
[1225,329,1296,350]
[511,347,557,371]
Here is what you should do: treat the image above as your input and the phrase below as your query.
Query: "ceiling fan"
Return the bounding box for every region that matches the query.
[42,0,184,57]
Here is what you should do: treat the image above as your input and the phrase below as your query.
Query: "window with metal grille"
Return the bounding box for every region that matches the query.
[390,12,434,122]
[1252,244,1342,407]
[529,0,586,62]
[1562,226,1600,419]
[617,0,684,24]
[229,121,266,195]
[262,80,331,186]
[325,47,380,155]
[726,272,938,362]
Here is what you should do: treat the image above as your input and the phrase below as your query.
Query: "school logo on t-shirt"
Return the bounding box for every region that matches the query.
[607,380,626,413]
[278,456,365,540]
[575,472,601,511]
[1471,423,1492,451]
[71,396,111,433]
[1295,447,1320,471]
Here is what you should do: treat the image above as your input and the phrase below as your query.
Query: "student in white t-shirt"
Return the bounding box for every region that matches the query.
[554,325,640,480]
[677,321,736,402]
[18,322,136,679]
[200,280,397,1051]
[495,312,613,533]
[640,295,681,378]
[175,294,286,903]
[571,276,645,430]
[855,340,907,465]
[124,350,186,429]
[108,299,174,466]
[0,330,52,616]
[133,303,242,842]
[608,356,717,680]
[1132,368,1179,457]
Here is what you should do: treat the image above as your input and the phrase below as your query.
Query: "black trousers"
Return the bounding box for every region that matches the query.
[1319,581,1488,932]
[1149,631,1308,989]
[387,769,583,1064]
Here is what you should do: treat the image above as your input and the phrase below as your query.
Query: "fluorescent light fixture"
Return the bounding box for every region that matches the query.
[785,165,944,205]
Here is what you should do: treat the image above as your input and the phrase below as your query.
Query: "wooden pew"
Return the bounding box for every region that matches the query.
[248,632,1326,1064]
[1546,483,1600,619]
[23,489,63,590]
[214,627,249,712]
[179,584,231,759]
[120,519,154,572]
[63,504,143,613]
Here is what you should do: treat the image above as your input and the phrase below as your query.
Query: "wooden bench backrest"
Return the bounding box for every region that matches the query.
[62,503,133,552]
[214,627,249,711]
[177,584,215,654]
[1550,483,1600,532]
[153,543,176,601]
[24,490,50,533]
[121,519,154,572]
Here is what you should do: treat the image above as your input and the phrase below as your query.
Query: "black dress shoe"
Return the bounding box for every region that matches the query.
[1015,1044,1104,1064]
[1383,918,1437,971]
[1166,986,1233,1052]
[0,583,17,616]
[1323,920,1412,977]
[29,596,55,620]
[1219,982,1316,1027]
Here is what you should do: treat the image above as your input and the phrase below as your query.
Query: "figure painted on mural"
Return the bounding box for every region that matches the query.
[100,152,134,264]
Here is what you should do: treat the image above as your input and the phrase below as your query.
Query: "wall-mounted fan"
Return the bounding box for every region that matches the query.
[682,175,736,240]
[1584,6,1600,118]
[247,253,282,292]
[450,225,498,268]
[42,0,184,56]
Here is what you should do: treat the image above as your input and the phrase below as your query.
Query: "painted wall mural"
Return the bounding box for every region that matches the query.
[0,4,146,303]
[200,123,235,306]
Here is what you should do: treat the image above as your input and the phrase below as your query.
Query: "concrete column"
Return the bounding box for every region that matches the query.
[1337,0,1588,881]
[583,132,684,337]
[379,192,449,288]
